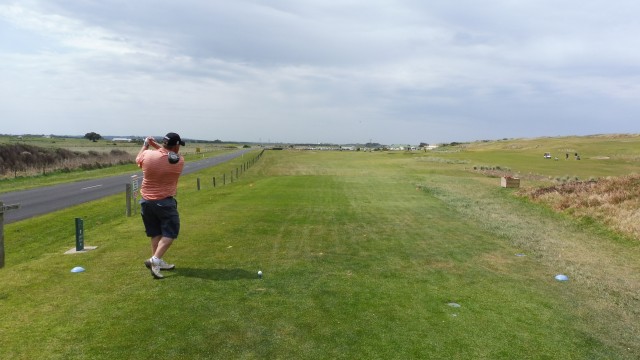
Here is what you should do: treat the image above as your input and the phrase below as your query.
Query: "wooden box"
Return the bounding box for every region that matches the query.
[501,177,520,188]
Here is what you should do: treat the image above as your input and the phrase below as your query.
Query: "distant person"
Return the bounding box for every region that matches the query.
[136,132,185,279]
[565,153,569,160]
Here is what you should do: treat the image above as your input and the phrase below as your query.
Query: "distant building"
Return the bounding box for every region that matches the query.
[389,145,417,151]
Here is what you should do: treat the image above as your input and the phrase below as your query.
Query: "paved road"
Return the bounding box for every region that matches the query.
[0,149,253,224]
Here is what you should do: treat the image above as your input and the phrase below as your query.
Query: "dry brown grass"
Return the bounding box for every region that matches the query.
[0,143,134,179]
[519,174,640,240]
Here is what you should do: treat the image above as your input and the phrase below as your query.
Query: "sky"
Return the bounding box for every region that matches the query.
[1,1,639,144]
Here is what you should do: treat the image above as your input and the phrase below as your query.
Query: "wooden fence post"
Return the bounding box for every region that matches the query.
[125,183,132,216]
[0,201,21,269]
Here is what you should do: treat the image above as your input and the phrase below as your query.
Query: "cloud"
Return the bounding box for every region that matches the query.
[1,0,639,143]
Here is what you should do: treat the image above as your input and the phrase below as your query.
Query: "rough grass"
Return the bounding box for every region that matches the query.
[518,175,640,240]
[0,143,136,179]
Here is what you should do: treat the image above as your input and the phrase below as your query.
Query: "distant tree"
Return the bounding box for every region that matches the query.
[84,132,102,142]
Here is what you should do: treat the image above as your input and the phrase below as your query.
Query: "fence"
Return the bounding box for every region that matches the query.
[196,149,264,190]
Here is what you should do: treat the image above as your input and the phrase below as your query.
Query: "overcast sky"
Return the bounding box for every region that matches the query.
[1,1,639,144]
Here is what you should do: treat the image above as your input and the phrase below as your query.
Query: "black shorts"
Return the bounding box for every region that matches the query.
[140,197,180,239]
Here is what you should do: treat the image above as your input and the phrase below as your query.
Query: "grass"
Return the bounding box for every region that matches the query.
[1,140,639,359]
[437,133,640,179]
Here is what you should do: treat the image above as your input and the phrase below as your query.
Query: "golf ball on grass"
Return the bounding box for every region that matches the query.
[257,270,262,278]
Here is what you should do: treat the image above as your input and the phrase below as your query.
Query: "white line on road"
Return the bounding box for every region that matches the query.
[81,185,103,190]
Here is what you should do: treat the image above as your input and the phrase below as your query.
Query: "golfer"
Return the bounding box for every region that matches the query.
[136,132,185,279]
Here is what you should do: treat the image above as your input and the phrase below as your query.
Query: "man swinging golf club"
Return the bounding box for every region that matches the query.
[136,132,185,279]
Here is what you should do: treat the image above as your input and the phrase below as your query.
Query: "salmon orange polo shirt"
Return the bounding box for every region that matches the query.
[136,148,185,201]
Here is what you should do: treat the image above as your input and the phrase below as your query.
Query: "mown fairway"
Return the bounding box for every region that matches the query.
[1,144,639,359]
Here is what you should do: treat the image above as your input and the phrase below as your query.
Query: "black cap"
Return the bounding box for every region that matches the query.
[164,132,185,146]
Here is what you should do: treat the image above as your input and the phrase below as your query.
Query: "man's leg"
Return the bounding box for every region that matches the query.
[153,237,174,259]
[150,235,162,255]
